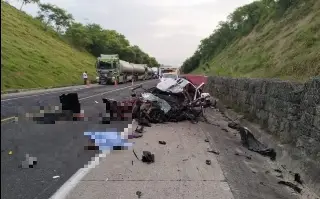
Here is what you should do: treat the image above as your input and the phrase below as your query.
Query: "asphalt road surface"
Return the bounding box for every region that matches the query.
[1,80,158,199]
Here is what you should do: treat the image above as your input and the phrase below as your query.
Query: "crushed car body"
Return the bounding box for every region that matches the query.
[131,77,216,126]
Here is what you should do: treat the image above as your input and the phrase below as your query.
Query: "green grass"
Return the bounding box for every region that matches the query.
[193,0,320,81]
[1,2,96,91]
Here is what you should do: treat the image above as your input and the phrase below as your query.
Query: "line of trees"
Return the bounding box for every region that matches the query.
[181,0,309,73]
[16,0,160,67]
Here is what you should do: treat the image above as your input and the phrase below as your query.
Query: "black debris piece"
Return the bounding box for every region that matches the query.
[158,141,166,145]
[294,173,303,184]
[274,169,282,173]
[113,146,124,150]
[132,149,140,161]
[207,149,220,155]
[204,138,209,142]
[136,191,142,198]
[135,126,144,134]
[206,160,211,165]
[84,145,99,151]
[141,151,154,164]
[278,181,302,193]
[238,126,276,161]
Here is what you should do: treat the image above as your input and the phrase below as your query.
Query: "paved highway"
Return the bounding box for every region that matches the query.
[1,80,158,199]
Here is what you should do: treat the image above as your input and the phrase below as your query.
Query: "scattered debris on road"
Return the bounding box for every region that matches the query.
[8,150,13,155]
[136,191,142,198]
[274,169,282,173]
[141,151,155,164]
[206,160,211,165]
[52,176,60,179]
[278,181,302,193]
[228,122,276,160]
[132,149,140,161]
[204,138,209,142]
[158,141,166,145]
[207,148,220,155]
[294,173,303,184]
[20,154,37,169]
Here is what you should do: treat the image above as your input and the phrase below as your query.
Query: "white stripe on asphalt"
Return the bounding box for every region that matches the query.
[49,152,108,199]
[1,81,152,102]
[1,87,87,102]
[78,84,140,101]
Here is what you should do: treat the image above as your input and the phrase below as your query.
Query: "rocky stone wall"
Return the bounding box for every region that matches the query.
[206,76,320,163]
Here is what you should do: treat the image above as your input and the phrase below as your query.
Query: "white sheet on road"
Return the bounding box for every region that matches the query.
[66,122,234,199]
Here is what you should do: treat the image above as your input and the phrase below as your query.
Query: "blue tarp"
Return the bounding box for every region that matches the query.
[84,131,133,151]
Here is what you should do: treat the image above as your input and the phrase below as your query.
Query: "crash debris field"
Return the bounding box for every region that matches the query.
[28,77,316,199]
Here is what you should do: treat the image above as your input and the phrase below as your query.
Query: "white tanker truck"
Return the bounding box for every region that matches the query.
[96,54,148,84]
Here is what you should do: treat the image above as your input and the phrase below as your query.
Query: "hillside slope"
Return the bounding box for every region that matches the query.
[1,2,96,90]
[192,0,320,81]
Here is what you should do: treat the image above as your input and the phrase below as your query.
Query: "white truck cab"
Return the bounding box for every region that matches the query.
[160,73,178,82]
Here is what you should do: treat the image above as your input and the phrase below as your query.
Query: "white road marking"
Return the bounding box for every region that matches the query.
[78,84,140,101]
[1,87,87,102]
[49,152,109,199]
[1,81,152,102]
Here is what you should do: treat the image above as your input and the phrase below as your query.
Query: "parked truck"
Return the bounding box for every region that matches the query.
[151,67,159,79]
[96,54,146,84]
[145,67,154,80]
[131,63,147,81]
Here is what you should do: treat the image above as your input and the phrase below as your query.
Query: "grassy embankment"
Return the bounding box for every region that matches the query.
[193,0,320,81]
[1,2,96,91]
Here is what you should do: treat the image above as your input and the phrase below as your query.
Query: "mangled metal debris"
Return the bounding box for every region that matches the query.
[158,141,166,145]
[141,151,155,164]
[228,122,277,160]
[278,181,302,193]
[131,77,216,126]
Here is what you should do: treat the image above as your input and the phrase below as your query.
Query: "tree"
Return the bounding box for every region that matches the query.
[63,16,159,64]
[37,3,74,33]
[19,0,39,11]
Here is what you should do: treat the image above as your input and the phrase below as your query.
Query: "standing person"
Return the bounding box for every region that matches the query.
[83,71,88,85]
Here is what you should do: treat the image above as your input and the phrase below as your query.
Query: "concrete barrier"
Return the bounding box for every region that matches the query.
[205,76,320,194]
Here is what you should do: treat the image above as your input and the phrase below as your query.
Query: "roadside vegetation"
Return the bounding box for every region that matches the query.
[1,0,159,90]
[181,0,320,81]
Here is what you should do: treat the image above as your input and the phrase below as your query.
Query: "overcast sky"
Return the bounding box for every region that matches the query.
[8,0,254,66]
